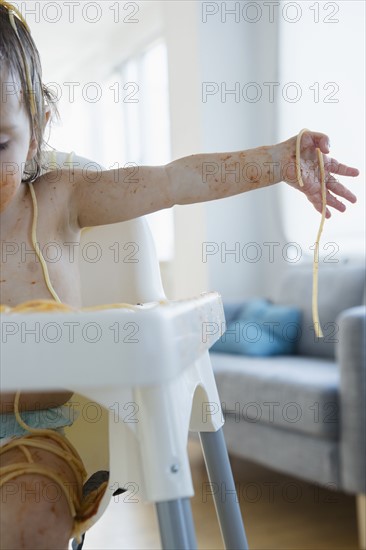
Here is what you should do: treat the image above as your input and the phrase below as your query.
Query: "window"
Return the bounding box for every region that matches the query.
[99,39,174,261]
[50,39,174,262]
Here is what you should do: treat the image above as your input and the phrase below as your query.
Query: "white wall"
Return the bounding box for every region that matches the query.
[198,2,284,300]
[167,2,287,300]
[161,2,209,299]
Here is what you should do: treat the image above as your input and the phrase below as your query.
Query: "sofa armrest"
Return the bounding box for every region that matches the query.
[337,306,366,494]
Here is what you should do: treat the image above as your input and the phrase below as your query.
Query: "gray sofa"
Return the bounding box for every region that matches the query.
[209,262,366,548]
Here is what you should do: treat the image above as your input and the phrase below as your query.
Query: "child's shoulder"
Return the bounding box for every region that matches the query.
[34,150,103,228]
[40,150,100,176]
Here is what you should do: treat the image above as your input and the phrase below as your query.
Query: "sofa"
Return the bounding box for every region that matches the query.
[209,261,366,548]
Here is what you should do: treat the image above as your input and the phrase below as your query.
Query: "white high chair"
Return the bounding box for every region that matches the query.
[1,217,249,550]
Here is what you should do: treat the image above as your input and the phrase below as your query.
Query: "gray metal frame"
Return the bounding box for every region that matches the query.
[156,498,197,550]
[200,428,249,549]
[156,427,249,550]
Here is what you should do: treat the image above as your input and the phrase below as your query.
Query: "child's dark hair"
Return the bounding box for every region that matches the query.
[0,2,58,183]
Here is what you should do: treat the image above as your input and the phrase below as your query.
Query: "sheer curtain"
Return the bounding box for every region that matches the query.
[49,39,174,262]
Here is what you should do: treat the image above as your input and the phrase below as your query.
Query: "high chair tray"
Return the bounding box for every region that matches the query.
[0,291,225,391]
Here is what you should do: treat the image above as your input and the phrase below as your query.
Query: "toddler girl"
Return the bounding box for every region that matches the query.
[0,1,359,549]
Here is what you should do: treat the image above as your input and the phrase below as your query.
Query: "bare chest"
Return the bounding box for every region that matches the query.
[0,183,82,308]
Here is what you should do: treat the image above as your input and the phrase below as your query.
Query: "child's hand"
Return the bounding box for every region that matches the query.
[279,131,359,218]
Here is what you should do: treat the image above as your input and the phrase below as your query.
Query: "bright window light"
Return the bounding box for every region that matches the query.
[120,40,174,262]
[277,1,365,260]
[49,39,174,262]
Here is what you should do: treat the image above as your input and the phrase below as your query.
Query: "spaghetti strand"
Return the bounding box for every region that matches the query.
[28,183,62,303]
[296,129,327,338]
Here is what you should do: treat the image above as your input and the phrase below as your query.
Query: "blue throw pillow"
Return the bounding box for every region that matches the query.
[211,299,302,356]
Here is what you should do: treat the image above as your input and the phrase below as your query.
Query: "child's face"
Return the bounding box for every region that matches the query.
[0,68,37,213]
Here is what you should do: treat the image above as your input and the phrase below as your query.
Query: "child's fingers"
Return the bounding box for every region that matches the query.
[311,187,346,214]
[310,187,346,216]
[302,131,330,154]
[318,134,331,154]
[325,157,360,177]
[325,189,346,212]
[312,199,331,218]
[326,176,357,203]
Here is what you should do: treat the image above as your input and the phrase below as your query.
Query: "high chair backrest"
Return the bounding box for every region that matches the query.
[42,151,166,306]
[79,217,167,306]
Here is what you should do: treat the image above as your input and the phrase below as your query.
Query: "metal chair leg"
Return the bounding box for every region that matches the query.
[181,497,198,549]
[199,428,249,550]
[156,498,197,550]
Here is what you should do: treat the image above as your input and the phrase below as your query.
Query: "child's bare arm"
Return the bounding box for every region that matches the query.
[69,145,278,228]
[67,131,358,229]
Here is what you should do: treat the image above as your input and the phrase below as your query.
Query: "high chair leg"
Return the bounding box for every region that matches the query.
[199,428,249,550]
[156,497,197,550]
[181,497,197,549]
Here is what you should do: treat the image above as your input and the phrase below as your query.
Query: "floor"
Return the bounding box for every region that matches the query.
[77,438,360,550]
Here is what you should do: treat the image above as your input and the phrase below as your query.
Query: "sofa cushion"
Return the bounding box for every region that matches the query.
[222,417,340,487]
[211,299,302,356]
[211,352,339,439]
[274,263,365,359]
[221,300,249,325]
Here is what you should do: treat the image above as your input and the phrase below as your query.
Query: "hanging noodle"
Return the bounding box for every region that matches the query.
[28,183,63,302]
[1,299,151,313]
[296,128,327,338]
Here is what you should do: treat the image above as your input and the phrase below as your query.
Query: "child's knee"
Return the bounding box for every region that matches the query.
[0,435,84,549]
[0,472,73,549]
